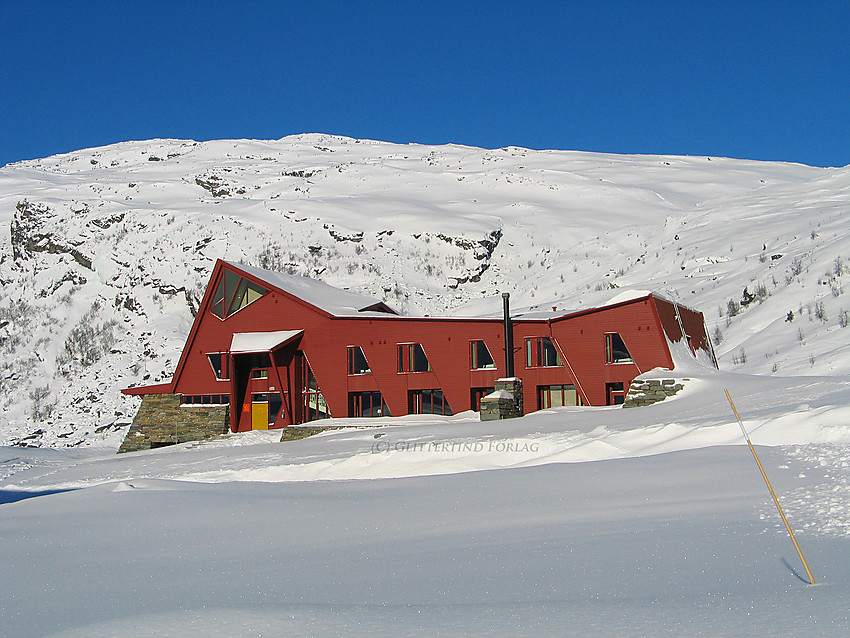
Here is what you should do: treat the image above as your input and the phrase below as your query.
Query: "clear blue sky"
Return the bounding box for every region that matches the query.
[1,1,848,168]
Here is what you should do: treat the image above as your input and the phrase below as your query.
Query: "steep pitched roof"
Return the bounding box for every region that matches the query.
[226,261,398,317]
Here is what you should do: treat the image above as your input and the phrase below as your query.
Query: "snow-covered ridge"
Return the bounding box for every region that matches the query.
[1,134,849,448]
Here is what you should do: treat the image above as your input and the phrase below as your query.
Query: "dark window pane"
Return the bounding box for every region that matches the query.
[609,333,633,363]
[471,341,495,369]
[348,347,371,374]
[413,344,430,372]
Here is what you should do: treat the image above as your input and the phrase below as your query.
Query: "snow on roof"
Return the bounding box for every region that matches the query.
[226,261,398,317]
[457,288,655,321]
[230,330,303,354]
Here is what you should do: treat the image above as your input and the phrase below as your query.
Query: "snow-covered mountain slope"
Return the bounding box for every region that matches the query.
[1,134,849,448]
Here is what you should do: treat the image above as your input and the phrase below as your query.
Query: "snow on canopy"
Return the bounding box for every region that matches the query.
[230,330,303,354]
[226,261,398,317]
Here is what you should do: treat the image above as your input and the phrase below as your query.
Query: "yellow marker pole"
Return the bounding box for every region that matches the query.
[725,388,815,585]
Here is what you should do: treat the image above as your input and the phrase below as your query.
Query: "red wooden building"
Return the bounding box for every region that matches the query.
[123,259,714,434]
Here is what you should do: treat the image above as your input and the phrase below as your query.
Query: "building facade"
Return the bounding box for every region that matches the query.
[121,259,713,449]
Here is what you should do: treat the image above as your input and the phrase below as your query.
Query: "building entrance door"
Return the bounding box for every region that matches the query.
[252,394,269,429]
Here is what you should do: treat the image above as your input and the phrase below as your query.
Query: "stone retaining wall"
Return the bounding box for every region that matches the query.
[623,378,687,408]
[118,394,229,453]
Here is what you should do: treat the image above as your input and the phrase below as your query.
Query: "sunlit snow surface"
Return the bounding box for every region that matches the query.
[2,367,850,637]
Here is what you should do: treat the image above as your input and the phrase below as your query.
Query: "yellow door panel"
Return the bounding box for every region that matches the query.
[252,402,269,430]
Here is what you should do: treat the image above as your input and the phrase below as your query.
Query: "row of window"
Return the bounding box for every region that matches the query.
[183,383,626,418]
[207,334,633,382]
[181,394,230,406]
[350,335,631,375]
[349,389,454,417]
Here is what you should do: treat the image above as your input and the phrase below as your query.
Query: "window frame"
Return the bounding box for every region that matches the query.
[397,343,432,373]
[606,382,626,405]
[538,384,581,409]
[347,346,372,375]
[180,394,230,406]
[605,333,634,364]
[349,391,389,417]
[525,337,564,368]
[206,352,231,380]
[409,389,453,416]
[209,271,270,320]
[470,387,495,412]
[302,357,331,421]
[470,340,496,370]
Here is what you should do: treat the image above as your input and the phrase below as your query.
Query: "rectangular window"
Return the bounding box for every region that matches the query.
[525,337,563,367]
[349,391,389,417]
[251,369,269,379]
[470,387,495,412]
[605,333,633,364]
[302,361,330,421]
[398,343,431,373]
[347,346,372,375]
[606,382,626,405]
[180,394,230,406]
[538,384,581,409]
[409,389,453,416]
[470,340,496,370]
[207,353,230,380]
[269,392,283,425]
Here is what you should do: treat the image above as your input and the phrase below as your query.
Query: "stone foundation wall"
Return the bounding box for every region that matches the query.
[118,394,229,453]
[623,378,687,408]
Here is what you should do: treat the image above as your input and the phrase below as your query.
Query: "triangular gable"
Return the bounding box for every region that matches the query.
[164,260,391,394]
[226,261,398,317]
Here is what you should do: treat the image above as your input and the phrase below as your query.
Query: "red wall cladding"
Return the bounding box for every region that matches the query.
[128,261,713,430]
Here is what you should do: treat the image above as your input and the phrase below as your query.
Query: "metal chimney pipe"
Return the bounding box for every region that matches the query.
[502,292,514,378]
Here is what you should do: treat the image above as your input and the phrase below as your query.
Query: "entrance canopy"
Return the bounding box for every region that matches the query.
[230,329,303,354]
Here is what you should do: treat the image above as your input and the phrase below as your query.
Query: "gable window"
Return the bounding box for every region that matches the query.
[605,333,633,364]
[207,353,231,380]
[210,270,269,319]
[398,343,431,373]
[409,389,453,416]
[525,337,563,368]
[348,346,372,375]
[470,340,496,370]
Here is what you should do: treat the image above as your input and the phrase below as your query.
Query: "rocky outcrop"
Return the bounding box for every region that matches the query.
[10,200,93,269]
[437,228,503,287]
[194,172,245,197]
